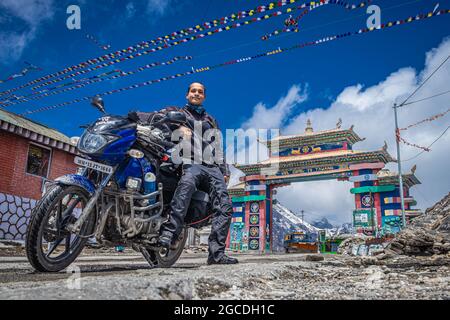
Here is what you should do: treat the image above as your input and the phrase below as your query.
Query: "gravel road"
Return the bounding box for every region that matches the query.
[1,248,449,300]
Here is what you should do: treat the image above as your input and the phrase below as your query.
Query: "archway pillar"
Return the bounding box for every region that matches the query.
[349,163,385,235]
[227,175,281,254]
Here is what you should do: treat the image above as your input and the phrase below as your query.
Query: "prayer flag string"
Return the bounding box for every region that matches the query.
[19,9,450,116]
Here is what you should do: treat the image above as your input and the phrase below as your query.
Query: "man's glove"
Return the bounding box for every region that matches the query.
[178,125,192,139]
[136,125,152,138]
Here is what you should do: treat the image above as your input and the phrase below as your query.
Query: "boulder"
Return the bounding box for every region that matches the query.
[384,193,450,257]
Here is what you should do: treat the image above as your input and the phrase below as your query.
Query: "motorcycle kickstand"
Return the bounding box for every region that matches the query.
[139,246,159,268]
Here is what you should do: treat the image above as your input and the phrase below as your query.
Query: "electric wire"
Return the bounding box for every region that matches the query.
[401,89,450,106]
[402,125,450,162]
[398,53,450,107]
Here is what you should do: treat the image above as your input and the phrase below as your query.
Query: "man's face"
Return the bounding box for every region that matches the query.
[186,83,206,106]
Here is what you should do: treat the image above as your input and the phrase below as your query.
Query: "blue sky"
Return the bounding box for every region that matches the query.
[0,0,448,134]
[1,0,449,223]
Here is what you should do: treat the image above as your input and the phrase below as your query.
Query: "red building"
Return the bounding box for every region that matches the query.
[0,109,77,240]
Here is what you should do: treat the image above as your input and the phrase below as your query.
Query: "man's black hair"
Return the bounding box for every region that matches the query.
[187,82,206,94]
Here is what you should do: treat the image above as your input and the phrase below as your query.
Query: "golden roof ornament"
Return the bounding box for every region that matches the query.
[377,169,391,177]
[305,119,314,134]
[336,118,342,129]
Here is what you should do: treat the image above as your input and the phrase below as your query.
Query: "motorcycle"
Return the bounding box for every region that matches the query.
[25,97,212,272]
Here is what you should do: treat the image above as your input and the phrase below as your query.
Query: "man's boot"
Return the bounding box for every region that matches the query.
[158,231,174,250]
[207,255,239,265]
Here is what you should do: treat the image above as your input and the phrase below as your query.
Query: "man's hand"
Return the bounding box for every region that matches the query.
[224,175,230,184]
[136,125,152,137]
[179,125,192,139]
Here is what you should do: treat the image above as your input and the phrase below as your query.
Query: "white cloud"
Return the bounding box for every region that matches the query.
[242,84,308,130]
[0,31,34,63]
[122,0,175,22]
[0,0,55,64]
[233,37,450,224]
[227,85,309,187]
[0,0,54,27]
[146,0,172,16]
[126,2,137,19]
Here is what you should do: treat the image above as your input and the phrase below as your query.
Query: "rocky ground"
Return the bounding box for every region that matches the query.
[385,192,450,256]
[1,194,449,300]
[0,248,449,300]
[338,193,450,258]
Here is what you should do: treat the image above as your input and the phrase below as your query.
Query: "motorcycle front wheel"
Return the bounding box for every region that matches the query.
[25,185,96,272]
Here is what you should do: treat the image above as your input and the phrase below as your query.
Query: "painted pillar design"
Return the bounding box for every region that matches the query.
[225,225,231,249]
[379,184,415,233]
[266,185,274,252]
[228,200,245,251]
[240,175,267,253]
[349,163,385,235]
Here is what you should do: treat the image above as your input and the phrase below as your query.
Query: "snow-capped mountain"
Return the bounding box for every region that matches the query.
[273,202,321,234]
[309,216,354,237]
[272,202,322,252]
[312,218,334,229]
[334,223,354,235]
[272,202,353,251]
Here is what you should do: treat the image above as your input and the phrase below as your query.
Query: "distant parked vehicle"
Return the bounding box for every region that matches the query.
[283,231,318,254]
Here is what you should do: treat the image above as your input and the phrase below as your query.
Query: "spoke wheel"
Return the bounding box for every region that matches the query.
[144,228,188,268]
[26,185,96,272]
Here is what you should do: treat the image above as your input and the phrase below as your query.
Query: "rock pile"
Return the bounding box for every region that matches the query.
[385,192,450,256]
[337,193,450,258]
[337,234,369,255]
[184,245,208,254]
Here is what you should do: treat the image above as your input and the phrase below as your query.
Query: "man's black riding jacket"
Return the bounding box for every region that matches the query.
[129,104,229,176]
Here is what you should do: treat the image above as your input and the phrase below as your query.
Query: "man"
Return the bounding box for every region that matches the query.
[158,82,238,265]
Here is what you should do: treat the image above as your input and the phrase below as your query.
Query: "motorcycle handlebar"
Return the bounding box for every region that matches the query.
[158,139,176,149]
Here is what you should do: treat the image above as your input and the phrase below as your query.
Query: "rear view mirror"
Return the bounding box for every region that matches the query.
[91,96,106,113]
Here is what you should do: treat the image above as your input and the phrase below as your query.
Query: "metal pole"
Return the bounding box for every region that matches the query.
[393,103,407,228]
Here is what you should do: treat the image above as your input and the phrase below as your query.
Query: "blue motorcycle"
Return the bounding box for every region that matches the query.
[26,97,212,272]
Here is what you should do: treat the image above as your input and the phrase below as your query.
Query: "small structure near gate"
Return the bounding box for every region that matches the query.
[227,120,422,253]
[284,231,318,254]
[0,109,77,240]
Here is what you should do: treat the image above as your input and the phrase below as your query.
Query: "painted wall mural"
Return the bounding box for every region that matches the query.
[277,143,346,156]
[0,193,37,240]
[248,201,261,251]
[382,216,402,234]
[275,165,350,176]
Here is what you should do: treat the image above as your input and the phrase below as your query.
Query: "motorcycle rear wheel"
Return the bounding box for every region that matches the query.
[141,228,188,268]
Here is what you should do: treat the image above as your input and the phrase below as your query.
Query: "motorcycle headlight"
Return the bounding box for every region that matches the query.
[78,131,115,154]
